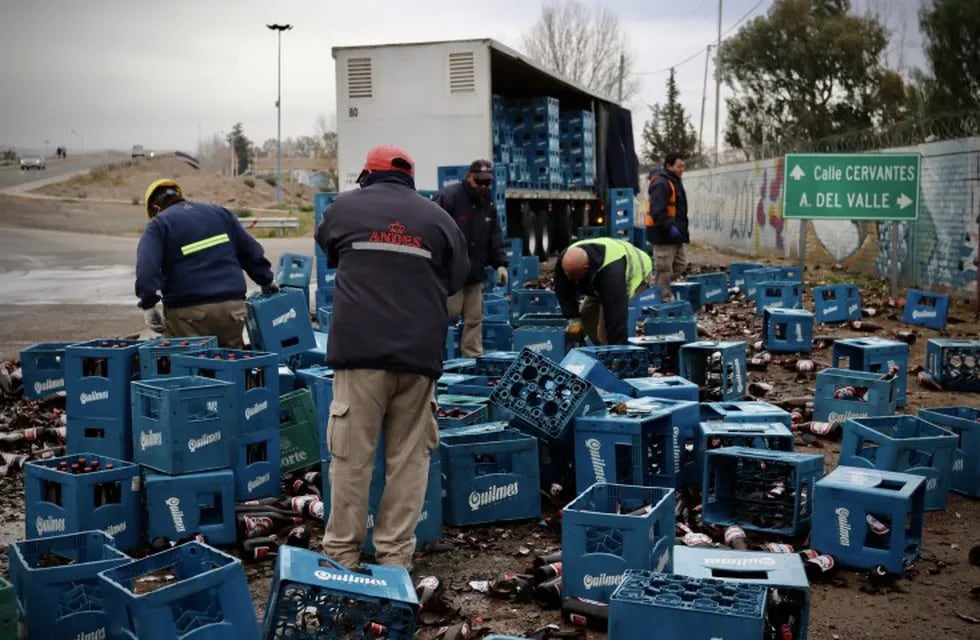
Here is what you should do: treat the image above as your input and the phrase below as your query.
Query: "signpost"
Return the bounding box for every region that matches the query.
[783,153,922,299]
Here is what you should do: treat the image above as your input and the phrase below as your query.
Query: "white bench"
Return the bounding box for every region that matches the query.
[245,216,299,236]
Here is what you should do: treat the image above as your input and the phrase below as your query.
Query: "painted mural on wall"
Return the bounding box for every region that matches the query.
[685,137,980,297]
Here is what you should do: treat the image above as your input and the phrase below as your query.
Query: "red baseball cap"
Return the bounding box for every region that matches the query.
[363,145,414,176]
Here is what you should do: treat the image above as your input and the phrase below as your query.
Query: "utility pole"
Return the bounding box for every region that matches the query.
[617,53,625,102]
[698,45,714,160]
[713,0,723,167]
[267,23,292,204]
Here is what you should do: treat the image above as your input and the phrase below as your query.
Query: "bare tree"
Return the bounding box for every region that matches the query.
[522,0,639,101]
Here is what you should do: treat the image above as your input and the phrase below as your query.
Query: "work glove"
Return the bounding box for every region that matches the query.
[496,266,509,287]
[668,224,682,240]
[565,318,585,340]
[261,282,280,295]
[143,306,165,334]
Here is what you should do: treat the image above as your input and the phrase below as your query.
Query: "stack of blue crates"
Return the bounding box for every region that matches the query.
[313,192,338,310]
[560,110,595,188]
[607,188,634,240]
[514,97,561,188]
[276,252,313,312]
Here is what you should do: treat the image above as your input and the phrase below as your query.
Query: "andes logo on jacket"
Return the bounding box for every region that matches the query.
[369,221,422,248]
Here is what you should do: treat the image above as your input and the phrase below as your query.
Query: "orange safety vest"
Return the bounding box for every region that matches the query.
[645,175,677,227]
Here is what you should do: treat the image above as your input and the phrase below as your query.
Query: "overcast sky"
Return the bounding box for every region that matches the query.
[0,0,926,157]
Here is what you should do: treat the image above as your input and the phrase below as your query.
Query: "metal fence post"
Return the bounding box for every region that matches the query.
[798,219,807,277]
[890,222,899,300]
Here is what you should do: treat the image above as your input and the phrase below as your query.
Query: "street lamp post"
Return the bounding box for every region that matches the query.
[267,23,292,205]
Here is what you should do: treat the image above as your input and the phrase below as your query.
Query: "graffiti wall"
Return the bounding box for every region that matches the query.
[684,137,980,298]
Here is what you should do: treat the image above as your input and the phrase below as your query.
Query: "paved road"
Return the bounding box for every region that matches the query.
[0,152,126,192]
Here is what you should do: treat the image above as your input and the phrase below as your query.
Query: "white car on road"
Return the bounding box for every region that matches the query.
[19,156,46,170]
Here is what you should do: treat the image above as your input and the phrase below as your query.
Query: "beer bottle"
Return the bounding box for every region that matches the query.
[532,576,563,609]
[562,597,609,632]
[534,562,562,583]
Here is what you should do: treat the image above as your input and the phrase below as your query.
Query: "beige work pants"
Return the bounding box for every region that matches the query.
[163,299,247,349]
[322,369,438,569]
[654,243,688,299]
[447,282,484,357]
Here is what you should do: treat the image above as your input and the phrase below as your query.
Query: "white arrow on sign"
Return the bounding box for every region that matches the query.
[790,165,806,180]
[897,193,913,209]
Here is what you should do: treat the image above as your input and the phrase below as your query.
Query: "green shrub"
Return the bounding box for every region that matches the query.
[243,177,255,189]
[299,204,314,213]
[233,208,252,218]
[264,175,277,187]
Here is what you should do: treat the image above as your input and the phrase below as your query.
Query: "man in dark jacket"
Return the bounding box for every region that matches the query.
[434,159,508,357]
[135,179,278,348]
[646,152,689,299]
[315,145,469,569]
[554,238,653,346]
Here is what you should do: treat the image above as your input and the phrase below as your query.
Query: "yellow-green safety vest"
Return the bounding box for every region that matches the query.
[569,238,653,298]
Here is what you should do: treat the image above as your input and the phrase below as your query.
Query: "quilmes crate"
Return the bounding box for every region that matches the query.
[684,272,729,305]
[609,570,767,640]
[279,389,321,473]
[510,289,560,322]
[65,338,143,421]
[436,403,489,429]
[679,341,748,402]
[245,288,317,358]
[811,466,925,573]
[440,427,541,526]
[742,266,782,300]
[839,415,958,511]
[669,282,702,313]
[130,376,236,475]
[700,401,792,427]
[695,422,795,489]
[642,317,697,343]
[901,289,951,330]
[315,305,331,332]
[813,284,861,323]
[443,357,478,375]
[919,406,980,497]
[512,311,566,327]
[627,336,686,372]
[278,365,296,397]
[138,337,218,380]
[489,348,605,445]
[261,547,419,640]
[560,349,634,396]
[172,348,280,433]
[813,368,898,426]
[513,326,568,361]
[624,375,699,402]
[512,255,540,286]
[99,542,260,640]
[562,483,675,603]
[233,428,281,501]
[483,321,514,352]
[9,531,131,640]
[475,351,520,377]
[763,308,814,353]
[833,337,910,407]
[673,546,811,640]
[24,452,141,550]
[20,341,72,399]
[926,338,980,391]
[729,262,766,290]
[755,280,803,316]
[144,469,237,546]
[277,252,314,288]
[483,293,510,322]
[573,399,699,491]
[288,330,328,371]
[572,345,652,379]
[294,365,334,459]
[703,447,825,537]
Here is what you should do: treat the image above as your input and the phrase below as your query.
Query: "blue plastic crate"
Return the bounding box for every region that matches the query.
[695,422,795,490]
[925,338,980,390]
[902,289,950,330]
[445,324,460,360]
[20,341,72,399]
[699,400,792,427]
[833,337,909,407]
[670,282,702,312]
[278,365,296,396]
[573,399,699,491]
[572,345,652,379]
[475,351,520,377]
[171,348,280,433]
[560,349,634,396]
[65,338,143,420]
[644,301,694,321]
[314,285,332,311]
[811,466,925,573]
[99,542,259,640]
[743,267,782,300]
[313,192,338,228]
[813,284,861,323]
[276,252,313,288]
[626,335,686,372]
[919,406,980,497]
[440,427,541,525]
[729,262,766,290]
[261,547,419,640]
[66,415,130,460]
[703,447,824,537]
[607,188,634,235]
[437,165,469,189]
[513,255,540,285]
[443,357,478,375]
[9,531,130,640]
[233,428,281,500]
[446,374,500,397]
[755,280,803,315]
[562,484,674,603]
[483,321,513,352]
[315,305,331,332]
[813,368,898,426]
[294,365,334,461]
[623,375,699,401]
[483,293,510,321]
[512,312,565,328]
[130,376,236,474]
[839,415,958,511]
[679,341,748,402]
[630,286,662,309]
[489,348,605,445]
[144,470,237,545]
[642,318,697,343]
[510,289,560,322]
[316,265,338,292]
[763,308,814,353]
[685,272,729,305]
[138,337,219,380]
[673,546,811,640]
[609,570,766,640]
[436,403,489,429]
[25,453,141,550]
[245,288,316,358]
[288,330,328,371]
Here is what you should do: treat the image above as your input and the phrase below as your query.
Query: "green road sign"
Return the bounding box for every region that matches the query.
[782,153,921,220]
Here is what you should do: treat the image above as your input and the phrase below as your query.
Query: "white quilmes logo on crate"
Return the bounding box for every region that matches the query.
[525,340,554,354]
[827,411,868,424]
[912,309,938,319]
[35,515,66,535]
[104,522,127,537]
[583,573,622,590]
[953,458,965,472]
[823,305,839,314]
[74,628,107,640]
[703,556,777,568]
[419,509,428,523]
[584,439,607,484]
[313,569,388,587]
[848,303,859,315]
[325,273,336,283]
[272,308,298,327]
[926,477,938,491]
[661,330,686,340]
[206,400,219,413]
[166,497,187,533]
[247,474,271,493]
[468,482,520,511]
[281,450,309,468]
[289,272,304,280]
[187,431,221,453]
[140,430,163,451]
[79,391,109,405]
[706,288,723,299]
[733,361,745,394]
[795,325,803,343]
[366,513,375,530]
[835,507,851,547]
[672,426,681,474]
[245,400,268,421]
[34,378,64,395]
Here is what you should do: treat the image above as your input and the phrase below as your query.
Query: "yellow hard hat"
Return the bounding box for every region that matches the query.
[144,179,183,217]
